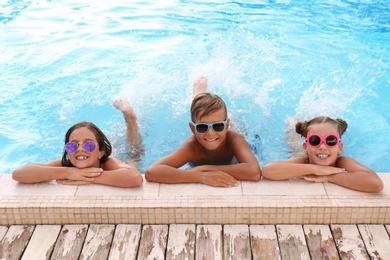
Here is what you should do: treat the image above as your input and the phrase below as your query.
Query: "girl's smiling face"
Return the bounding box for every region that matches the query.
[303,123,343,166]
[67,127,105,168]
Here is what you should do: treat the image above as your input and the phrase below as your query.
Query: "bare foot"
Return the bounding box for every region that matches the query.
[113,98,143,159]
[193,76,208,97]
[113,98,136,119]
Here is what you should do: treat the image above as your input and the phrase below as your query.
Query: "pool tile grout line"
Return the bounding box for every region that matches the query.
[0,174,389,225]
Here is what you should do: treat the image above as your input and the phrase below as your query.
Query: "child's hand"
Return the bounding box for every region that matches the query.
[313,166,346,176]
[303,175,329,183]
[56,179,92,185]
[200,171,240,187]
[67,167,103,182]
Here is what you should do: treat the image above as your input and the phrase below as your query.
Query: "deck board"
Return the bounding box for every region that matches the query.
[79,224,115,260]
[249,225,281,260]
[0,226,8,241]
[277,225,310,260]
[223,224,251,260]
[331,224,370,260]
[1,224,390,259]
[21,225,61,260]
[166,224,196,260]
[358,224,390,260]
[137,224,168,260]
[0,225,34,260]
[108,224,142,260]
[303,225,340,260]
[195,225,222,260]
[51,225,88,260]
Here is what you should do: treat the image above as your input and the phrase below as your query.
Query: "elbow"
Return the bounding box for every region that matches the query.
[144,167,155,182]
[130,174,144,187]
[261,162,281,180]
[362,173,384,193]
[370,178,384,193]
[261,163,273,179]
[12,169,24,183]
[248,165,261,181]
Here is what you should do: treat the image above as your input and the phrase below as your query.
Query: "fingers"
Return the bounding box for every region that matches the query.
[214,179,240,188]
[81,168,103,177]
[202,171,240,187]
[57,180,92,185]
[68,168,103,181]
[304,176,327,183]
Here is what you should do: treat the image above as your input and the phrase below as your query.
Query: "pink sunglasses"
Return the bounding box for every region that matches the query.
[306,132,340,148]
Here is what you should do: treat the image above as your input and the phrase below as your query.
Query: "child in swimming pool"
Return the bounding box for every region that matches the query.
[145,76,261,187]
[12,121,143,188]
[262,116,383,193]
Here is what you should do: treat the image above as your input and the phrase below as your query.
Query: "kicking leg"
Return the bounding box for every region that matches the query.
[193,76,208,97]
[113,98,144,161]
[285,116,304,157]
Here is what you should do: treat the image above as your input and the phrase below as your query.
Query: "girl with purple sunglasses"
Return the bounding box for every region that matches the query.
[12,121,143,188]
[262,116,383,193]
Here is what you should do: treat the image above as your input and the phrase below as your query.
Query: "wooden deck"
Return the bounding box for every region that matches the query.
[1,224,390,259]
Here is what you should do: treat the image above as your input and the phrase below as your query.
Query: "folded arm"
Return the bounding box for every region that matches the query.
[262,157,383,193]
[13,158,143,188]
[145,142,239,187]
[322,156,383,193]
[194,134,261,181]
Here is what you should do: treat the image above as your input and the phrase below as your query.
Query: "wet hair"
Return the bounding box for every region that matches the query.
[295,116,348,138]
[61,121,112,167]
[190,92,227,122]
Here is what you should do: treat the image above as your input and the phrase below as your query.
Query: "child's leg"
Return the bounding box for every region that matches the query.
[285,116,304,157]
[113,99,144,161]
[193,76,208,97]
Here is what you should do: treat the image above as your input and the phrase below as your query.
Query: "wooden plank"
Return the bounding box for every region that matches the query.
[0,226,8,241]
[195,225,222,260]
[166,224,196,260]
[21,225,61,260]
[358,224,390,260]
[303,225,339,260]
[277,225,310,260]
[0,225,35,260]
[108,224,142,260]
[223,225,251,260]
[79,224,115,260]
[51,225,88,259]
[250,225,281,260]
[331,224,370,260]
[137,225,168,260]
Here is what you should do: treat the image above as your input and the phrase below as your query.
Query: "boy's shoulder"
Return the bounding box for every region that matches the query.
[226,129,246,141]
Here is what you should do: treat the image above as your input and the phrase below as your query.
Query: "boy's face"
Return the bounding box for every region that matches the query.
[189,109,230,151]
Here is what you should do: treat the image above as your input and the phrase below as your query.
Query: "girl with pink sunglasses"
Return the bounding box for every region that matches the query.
[262,116,383,193]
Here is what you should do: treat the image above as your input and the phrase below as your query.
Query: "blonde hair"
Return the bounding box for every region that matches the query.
[296,116,348,138]
[190,92,227,122]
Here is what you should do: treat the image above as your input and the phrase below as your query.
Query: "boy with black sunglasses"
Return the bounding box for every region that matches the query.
[262,116,383,193]
[145,77,261,187]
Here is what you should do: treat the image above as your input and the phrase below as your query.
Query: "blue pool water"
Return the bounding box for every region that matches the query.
[1,1,389,174]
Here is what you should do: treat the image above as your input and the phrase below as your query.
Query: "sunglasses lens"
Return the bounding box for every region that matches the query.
[308,135,321,146]
[83,141,97,153]
[326,135,338,146]
[212,122,225,132]
[196,124,209,134]
[65,142,78,154]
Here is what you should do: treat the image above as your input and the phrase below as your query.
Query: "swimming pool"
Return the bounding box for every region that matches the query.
[1,0,389,174]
